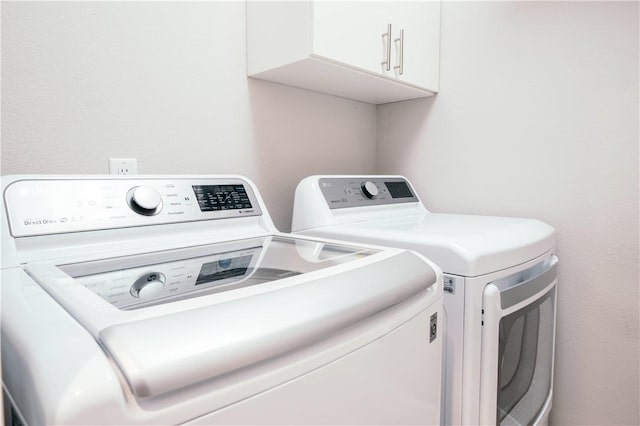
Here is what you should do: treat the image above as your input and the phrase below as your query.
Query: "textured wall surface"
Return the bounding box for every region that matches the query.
[1,1,376,231]
[377,2,639,424]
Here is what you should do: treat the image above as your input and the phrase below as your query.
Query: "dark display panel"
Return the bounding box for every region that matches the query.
[385,181,414,199]
[195,254,253,285]
[193,185,253,212]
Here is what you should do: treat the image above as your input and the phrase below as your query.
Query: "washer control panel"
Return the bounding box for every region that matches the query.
[4,177,262,237]
[319,177,419,209]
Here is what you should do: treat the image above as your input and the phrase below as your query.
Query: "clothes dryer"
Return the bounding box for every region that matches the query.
[1,175,443,425]
[292,175,558,426]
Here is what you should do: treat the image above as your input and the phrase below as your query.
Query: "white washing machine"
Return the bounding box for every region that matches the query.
[292,175,558,426]
[1,175,444,425]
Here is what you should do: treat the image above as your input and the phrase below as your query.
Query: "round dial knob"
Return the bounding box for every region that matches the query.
[361,181,379,199]
[130,272,166,299]
[127,186,163,216]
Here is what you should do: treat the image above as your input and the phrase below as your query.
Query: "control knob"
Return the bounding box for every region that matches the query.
[130,272,166,299]
[361,181,379,199]
[127,186,163,216]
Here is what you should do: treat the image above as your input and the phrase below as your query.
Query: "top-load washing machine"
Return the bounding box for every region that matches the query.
[292,175,558,426]
[1,175,444,425]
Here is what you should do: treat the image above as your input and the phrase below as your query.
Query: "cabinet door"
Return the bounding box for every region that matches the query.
[247,1,440,103]
[393,1,440,91]
[312,1,439,91]
[312,2,395,78]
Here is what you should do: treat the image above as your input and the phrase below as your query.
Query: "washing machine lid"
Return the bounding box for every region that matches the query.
[305,213,555,277]
[25,234,439,399]
[58,235,379,311]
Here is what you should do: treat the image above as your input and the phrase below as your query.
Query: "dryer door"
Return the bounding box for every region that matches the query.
[480,255,558,425]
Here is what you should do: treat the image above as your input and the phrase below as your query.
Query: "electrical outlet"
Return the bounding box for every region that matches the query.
[109,158,138,175]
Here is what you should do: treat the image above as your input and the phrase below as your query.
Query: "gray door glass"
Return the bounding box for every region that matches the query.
[497,288,555,425]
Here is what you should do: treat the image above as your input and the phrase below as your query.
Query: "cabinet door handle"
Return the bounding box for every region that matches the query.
[381,24,391,71]
[394,29,404,75]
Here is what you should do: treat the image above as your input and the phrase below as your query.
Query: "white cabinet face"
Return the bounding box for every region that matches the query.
[312,2,393,78]
[312,1,440,90]
[392,1,441,91]
[246,1,441,104]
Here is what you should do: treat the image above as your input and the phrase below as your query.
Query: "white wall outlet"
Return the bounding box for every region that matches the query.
[109,158,138,175]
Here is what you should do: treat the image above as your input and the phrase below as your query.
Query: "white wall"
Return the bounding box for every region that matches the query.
[0,1,376,231]
[377,2,639,424]
[3,1,639,425]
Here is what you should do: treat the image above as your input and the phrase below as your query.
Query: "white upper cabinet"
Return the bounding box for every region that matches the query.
[246,1,441,105]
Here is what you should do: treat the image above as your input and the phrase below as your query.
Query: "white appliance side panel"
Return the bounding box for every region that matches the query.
[1,269,128,426]
[462,274,500,425]
[442,274,466,426]
[191,306,443,425]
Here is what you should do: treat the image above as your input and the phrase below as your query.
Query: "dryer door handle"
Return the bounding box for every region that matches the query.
[497,256,558,309]
[491,255,558,310]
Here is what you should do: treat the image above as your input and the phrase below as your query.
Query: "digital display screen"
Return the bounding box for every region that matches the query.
[193,185,253,212]
[196,254,253,285]
[385,181,414,199]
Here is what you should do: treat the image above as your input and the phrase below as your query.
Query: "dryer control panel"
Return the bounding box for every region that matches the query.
[3,177,262,237]
[319,177,419,209]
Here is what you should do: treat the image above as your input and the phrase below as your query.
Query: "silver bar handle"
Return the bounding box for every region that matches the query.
[498,255,559,309]
[394,29,404,75]
[381,24,391,71]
